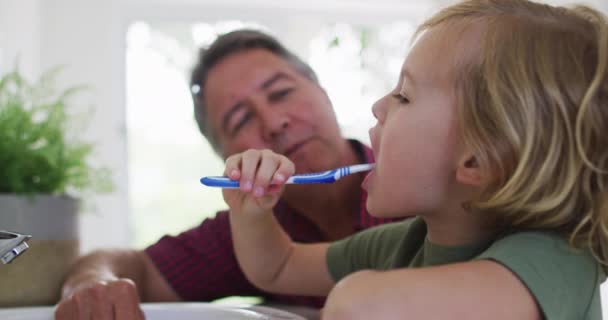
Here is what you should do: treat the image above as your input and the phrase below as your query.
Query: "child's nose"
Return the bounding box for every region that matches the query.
[371,95,388,121]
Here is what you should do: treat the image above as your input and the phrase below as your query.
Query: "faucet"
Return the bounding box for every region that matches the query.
[0,230,32,264]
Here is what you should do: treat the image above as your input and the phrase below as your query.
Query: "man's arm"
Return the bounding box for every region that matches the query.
[55,249,179,319]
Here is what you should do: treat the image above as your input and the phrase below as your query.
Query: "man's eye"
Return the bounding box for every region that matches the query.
[268,88,294,102]
[230,112,253,135]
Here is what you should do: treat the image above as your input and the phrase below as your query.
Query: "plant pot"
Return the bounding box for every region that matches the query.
[0,194,79,307]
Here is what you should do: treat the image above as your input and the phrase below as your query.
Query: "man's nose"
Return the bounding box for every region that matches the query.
[259,108,289,141]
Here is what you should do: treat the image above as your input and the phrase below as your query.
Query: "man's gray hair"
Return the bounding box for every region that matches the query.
[190,29,320,155]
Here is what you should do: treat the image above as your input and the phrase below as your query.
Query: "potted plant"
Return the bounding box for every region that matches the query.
[0,66,112,306]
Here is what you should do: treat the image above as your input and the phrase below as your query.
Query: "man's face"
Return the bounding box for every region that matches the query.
[204,49,344,173]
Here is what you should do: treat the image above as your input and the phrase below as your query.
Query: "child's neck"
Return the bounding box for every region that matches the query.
[282,174,363,241]
[423,207,497,247]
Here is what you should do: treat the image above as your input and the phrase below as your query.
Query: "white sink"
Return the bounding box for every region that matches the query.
[0,303,307,320]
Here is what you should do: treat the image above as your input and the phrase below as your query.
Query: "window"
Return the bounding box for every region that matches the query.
[126,19,414,247]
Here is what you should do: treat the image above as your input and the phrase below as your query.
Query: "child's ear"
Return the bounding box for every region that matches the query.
[456,153,484,187]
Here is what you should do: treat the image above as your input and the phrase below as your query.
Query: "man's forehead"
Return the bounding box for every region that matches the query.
[207,50,295,92]
[214,49,291,76]
[214,70,294,107]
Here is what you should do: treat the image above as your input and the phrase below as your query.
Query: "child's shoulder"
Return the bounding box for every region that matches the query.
[476,231,604,320]
[479,230,598,271]
[484,231,588,256]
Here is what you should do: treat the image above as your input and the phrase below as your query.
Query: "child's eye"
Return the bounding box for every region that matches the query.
[392,93,409,104]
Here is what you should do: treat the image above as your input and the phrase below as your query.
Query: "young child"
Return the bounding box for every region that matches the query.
[221,0,608,319]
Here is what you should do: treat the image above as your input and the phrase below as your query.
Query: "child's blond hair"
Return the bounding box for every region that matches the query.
[418,0,608,268]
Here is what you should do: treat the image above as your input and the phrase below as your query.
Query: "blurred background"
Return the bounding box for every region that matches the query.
[1,0,606,253]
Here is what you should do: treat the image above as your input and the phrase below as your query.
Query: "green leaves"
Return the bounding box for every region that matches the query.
[0,67,112,195]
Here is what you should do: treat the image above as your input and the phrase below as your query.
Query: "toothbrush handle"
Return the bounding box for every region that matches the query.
[200,171,335,188]
[200,164,374,188]
[198,176,301,188]
[200,177,240,188]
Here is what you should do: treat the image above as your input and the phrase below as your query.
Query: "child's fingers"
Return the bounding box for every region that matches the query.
[240,150,262,192]
[266,184,283,194]
[253,151,282,197]
[223,154,242,180]
[272,155,295,185]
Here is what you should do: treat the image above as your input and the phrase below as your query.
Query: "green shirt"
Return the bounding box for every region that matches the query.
[327,217,605,319]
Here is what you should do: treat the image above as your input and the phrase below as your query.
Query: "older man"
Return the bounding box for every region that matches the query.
[55,29,395,319]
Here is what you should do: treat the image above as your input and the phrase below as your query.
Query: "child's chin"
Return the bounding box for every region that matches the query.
[366,202,398,218]
[366,201,416,219]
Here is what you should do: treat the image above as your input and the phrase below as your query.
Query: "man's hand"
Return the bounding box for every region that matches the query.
[55,277,145,320]
[53,249,178,320]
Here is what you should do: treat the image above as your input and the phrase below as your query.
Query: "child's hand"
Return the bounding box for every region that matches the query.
[222,149,295,216]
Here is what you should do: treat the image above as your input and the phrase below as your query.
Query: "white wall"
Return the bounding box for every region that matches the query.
[1,0,130,253]
[0,0,41,80]
[39,0,130,252]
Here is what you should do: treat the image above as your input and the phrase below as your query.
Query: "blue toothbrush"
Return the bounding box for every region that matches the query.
[200,163,375,188]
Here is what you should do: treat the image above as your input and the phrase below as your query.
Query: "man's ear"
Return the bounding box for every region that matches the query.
[456,153,484,187]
